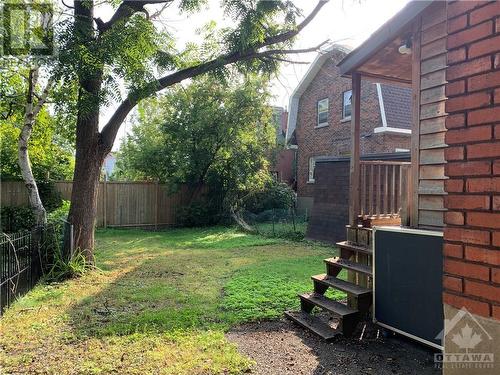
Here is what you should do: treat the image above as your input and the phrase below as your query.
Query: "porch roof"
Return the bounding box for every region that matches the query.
[337,0,433,84]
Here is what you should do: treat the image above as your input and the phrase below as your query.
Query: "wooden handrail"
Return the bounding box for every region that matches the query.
[359,160,411,165]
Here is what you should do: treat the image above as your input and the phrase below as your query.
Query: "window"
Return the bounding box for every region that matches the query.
[308,157,316,183]
[342,90,352,119]
[317,98,329,126]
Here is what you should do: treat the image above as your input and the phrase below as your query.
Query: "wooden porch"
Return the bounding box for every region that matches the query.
[286,1,446,340]
[347,0,447,230]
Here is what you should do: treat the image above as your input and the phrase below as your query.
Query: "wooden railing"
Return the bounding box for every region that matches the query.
[358,161,411,225]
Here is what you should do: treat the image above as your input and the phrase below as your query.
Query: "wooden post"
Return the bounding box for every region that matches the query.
[154,180,159,230]
[410,18,422,227]
[400,165,410,227]
[346,73,363,303]
[349,72,361,226]
[103,179,107,229]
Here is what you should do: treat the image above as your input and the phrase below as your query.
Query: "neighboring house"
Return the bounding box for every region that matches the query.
[272,106,288,144]
[286,45,412,211]
[270,106,295,186]
[103,152,117,180]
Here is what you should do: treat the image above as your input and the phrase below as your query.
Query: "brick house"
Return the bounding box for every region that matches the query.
[286,45,412,211]
[285,1,500,372]
[269,107,295,185]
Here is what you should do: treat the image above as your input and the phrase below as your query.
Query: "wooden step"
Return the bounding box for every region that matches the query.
[311,274,372,297]
[298,292,358,317]
[284,310,340,341]
[324,257,373,277]
[336,241,372,255]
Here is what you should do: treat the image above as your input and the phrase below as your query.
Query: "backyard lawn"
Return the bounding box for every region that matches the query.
[0,227,341,374]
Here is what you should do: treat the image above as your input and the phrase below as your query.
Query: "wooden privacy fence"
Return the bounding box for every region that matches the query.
[358,161,412,225]
[1,181,207,228]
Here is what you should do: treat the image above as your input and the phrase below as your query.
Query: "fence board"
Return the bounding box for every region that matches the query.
[1,181,204,228]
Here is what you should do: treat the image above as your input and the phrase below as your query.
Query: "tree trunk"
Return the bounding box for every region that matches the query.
[67,129,105,262]
[68,1,107,261]
[18,68,47,226]
[67,85,108,261]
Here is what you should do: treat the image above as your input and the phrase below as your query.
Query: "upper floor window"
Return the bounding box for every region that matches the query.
[317,98,329,126]
[342,90,352,119]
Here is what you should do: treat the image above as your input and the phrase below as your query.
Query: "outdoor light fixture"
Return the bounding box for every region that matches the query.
[398,37,412,55]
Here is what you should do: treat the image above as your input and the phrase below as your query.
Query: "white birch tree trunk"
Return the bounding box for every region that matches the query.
[17,68,52,226]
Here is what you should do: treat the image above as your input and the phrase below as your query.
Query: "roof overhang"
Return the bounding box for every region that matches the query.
[373,126,412,135]
[337,0,433,79]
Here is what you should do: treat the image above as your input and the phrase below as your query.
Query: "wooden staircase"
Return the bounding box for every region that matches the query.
[285,224,373,340]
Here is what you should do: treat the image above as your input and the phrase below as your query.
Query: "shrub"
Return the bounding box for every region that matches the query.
[38,181,63,211]
[1,197,69,233]
[177,201,220,227]
[0,206,35,233]
[242,181,296,213]
[47,200,70,224]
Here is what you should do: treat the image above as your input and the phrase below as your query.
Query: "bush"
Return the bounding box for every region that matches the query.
[38,181,63,211]
[1,198,69,233]
[177,201,220,227]
[0,206,35,232]
[47,200,70,224]
[242,181,296,214]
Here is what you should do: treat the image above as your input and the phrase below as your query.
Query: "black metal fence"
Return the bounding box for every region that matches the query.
[236,208,309,240]
[0,222,71,316]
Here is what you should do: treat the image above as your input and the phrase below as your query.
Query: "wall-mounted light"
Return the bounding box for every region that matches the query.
[398,36,412,55]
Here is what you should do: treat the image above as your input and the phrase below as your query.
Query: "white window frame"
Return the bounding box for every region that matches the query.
[308,157,316,183]
[317,98,329,127]
[342,90,352,120]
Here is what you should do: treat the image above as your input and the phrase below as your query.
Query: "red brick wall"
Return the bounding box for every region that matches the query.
[295,51,410,198]
[271,148,295,185]
[444,0,500,320]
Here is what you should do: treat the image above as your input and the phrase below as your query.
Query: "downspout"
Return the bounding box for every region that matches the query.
[376,83,388,127]
[286,96,299,145]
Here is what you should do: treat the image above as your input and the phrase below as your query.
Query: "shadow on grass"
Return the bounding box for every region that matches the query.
[68,252,232,338]
[68,229,340,339]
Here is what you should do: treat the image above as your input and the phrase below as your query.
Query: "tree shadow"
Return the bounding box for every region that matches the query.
[68,253,231,338]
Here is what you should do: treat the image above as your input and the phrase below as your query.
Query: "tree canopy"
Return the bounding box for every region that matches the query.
[0,69,75,181]
[53,0,327,150]
[115,75,276,202]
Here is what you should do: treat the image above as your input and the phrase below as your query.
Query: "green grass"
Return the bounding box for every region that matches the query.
[253,221,308,240]
[0,226,342,374]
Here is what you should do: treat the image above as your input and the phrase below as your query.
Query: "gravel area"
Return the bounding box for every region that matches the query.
[226,319,441,375]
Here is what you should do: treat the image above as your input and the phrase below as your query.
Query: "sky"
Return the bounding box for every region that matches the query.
[87,0,412,149]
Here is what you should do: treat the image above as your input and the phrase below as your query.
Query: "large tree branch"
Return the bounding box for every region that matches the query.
[99,0,329,150]
[95,0,173,33]
[256,0,328,49]
[100,43,324,150]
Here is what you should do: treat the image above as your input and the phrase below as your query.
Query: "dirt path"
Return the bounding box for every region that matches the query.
[226,319,441,375]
